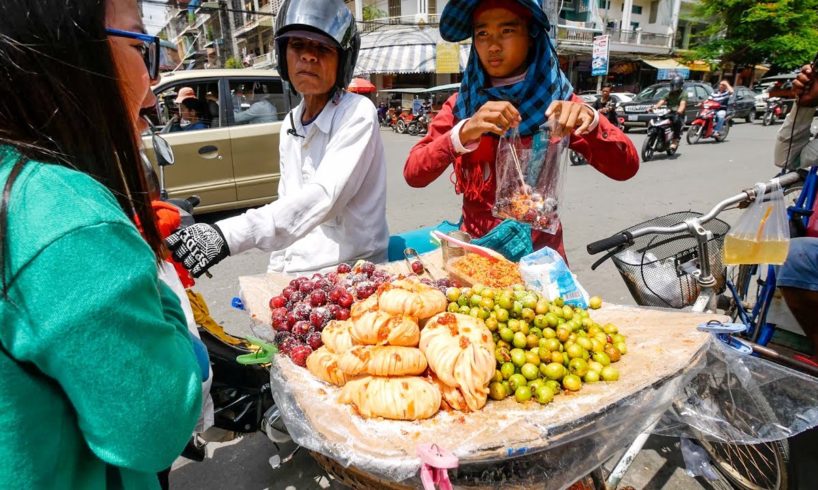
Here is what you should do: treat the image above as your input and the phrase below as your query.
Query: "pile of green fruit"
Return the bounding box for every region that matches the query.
[444,284,627,406]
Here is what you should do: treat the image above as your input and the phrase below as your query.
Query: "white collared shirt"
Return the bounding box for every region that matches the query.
[217,91,389,273]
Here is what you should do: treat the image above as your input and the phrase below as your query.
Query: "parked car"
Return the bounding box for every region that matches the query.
[141,69,299,214]
[617,81,713,131]
[732,85,758,123]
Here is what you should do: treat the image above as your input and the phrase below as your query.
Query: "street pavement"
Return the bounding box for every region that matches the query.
[170,120,803,489]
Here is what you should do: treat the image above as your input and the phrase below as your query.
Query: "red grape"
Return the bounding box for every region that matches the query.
[336,308,350,321]
[360,261,376,275]
[292,303,312,321]
[269,295,287,309]
[278,336,298,356]
[355,282,376,299]
[289,344,313,367]
[310,289,327,307]
[310,307,330,329]
[306,331,323,351]
[325,272,339,284]
[299,280,315,294]
[281,287,296,300]
[271,311,290,332]
[327,304,341,319]
[292,321,312,339]
[338,292,354,308]
[288,290,305,304]
[329,286,344,304]
[337,263,352,273]
[411,261,424,275]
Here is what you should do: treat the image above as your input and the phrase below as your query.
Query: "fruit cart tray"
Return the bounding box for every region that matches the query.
[237,254,717,485]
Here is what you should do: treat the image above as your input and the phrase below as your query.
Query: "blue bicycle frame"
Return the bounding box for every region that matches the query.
[727,166,818,345]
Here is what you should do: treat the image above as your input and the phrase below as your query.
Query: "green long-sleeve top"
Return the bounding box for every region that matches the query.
[0,147,203,489]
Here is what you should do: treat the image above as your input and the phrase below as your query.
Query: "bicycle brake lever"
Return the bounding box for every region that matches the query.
[590,245,626,270]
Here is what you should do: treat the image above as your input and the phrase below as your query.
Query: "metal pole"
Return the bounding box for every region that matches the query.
[218,0,234,66]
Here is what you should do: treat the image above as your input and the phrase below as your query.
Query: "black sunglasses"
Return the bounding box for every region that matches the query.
[106,28,160,81]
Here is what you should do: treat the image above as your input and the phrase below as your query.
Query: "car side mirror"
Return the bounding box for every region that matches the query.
[152,133,175,167]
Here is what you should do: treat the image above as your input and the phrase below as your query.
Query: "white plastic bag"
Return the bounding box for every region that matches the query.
[520,247,590,308]
[723,180,790,265]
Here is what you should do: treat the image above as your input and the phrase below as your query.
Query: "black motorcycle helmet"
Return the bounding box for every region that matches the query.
[274,0,360,93]
[669,75,684,92]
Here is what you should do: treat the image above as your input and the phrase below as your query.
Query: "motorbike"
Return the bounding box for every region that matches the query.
[408,111,430,136]
[395,109,415,134]
[641,108,678,162]
[763,97,786,126]
[686,99,731,145]
[148,131,292,463]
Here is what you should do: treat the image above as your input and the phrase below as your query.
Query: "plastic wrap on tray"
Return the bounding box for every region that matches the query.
[242,273,818,487]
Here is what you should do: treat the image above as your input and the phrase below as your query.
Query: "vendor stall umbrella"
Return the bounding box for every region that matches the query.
[348,77,376,94]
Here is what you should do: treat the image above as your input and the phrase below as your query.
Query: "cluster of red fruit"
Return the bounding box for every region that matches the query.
[270,261,394,366]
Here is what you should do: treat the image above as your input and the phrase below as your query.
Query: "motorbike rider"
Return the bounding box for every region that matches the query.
[593,83,619,126]
[652,75,687,150]
[167,0,389,277]
[707,79,733,138]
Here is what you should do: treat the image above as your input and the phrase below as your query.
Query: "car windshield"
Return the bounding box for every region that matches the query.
[635,85,670,101]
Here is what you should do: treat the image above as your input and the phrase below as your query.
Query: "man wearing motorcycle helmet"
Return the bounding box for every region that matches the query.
[652,75,687,150]
[166,0,389,276]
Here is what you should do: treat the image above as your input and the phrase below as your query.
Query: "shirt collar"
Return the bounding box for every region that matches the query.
[295,92,345,134]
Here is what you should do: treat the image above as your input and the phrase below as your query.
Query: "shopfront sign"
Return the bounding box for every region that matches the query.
[436,42,461,74]
[591,35,610,77]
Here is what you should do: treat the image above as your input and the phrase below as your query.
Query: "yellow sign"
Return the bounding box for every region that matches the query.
[436,42,461,74]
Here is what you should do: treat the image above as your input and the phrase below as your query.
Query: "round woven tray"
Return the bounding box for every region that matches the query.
[309,451,414,490]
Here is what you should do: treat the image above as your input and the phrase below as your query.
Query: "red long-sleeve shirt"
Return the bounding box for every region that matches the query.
[404,93,639,259]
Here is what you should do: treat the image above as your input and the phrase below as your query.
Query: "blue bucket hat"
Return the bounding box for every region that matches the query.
[439,0,551,42]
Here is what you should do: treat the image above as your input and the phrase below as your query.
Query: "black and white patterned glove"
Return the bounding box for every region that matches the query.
[165,223,230,278]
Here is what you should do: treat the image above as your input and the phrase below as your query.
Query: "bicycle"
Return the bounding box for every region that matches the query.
[586,170,812,490]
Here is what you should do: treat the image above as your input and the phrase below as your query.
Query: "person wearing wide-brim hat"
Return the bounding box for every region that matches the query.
[404,0,639,259]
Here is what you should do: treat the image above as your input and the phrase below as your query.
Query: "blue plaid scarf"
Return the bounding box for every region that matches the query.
[454,33,573,136]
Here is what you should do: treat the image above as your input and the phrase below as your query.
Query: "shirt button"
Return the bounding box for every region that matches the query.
[602,131,609,139]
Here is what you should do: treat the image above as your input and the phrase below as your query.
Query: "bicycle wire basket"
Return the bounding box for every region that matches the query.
[610,212,731,309]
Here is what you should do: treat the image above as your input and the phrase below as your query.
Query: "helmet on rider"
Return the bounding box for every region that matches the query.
[273,0,360,92]
[669,75,684,92]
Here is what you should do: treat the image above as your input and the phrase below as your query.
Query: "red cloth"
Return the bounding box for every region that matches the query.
[403,93,639,259]
[151,200,195,289]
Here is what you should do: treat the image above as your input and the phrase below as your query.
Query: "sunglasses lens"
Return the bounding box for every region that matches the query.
[146,42,159,80]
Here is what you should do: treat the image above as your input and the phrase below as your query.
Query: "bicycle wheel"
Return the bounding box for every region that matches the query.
[694,366,791,490]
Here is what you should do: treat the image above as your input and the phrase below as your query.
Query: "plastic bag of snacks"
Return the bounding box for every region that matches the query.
[520,247,590,308]
[492,124,568,234]
[723,180,790,265]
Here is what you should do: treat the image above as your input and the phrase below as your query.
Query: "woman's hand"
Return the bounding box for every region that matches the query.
[459,101,521,145]
[546,101,595,138]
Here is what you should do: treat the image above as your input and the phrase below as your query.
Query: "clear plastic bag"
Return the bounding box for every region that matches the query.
[723,180,790,265]
[520,246,590,308]
[492,125,568,234]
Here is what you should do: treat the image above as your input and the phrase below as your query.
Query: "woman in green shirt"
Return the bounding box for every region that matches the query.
[0,0,203,488]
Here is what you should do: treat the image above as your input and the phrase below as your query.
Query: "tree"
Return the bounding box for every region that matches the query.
[224,56,243,69]
[363,5,386,22]
[693,0,818,71]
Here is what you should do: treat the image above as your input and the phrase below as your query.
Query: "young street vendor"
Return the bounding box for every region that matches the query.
[404,0,639,259]
[167,0,388,277]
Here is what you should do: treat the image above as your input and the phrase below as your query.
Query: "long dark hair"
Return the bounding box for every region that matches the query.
[0,1,164,266]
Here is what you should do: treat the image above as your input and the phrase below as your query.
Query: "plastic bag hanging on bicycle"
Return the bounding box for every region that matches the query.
[724,180,790,265]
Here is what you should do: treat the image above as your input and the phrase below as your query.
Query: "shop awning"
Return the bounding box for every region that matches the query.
[641,58,690,80]
[356,44,436,74]
[641,58,689,70]
[355,26,473,75]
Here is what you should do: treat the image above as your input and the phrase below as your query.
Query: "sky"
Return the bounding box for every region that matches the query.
[141,1,172,35]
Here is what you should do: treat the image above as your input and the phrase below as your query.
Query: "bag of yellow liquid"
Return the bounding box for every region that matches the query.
[724,180,790,265]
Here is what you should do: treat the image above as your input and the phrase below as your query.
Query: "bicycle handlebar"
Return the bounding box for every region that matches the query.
[586,171,804,255]
[587,231,633,255]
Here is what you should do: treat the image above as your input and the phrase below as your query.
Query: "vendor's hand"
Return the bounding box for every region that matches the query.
[165,223,230,278]
[460,101,521,145]
[793,64,818,108]
[546,101,595,138]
